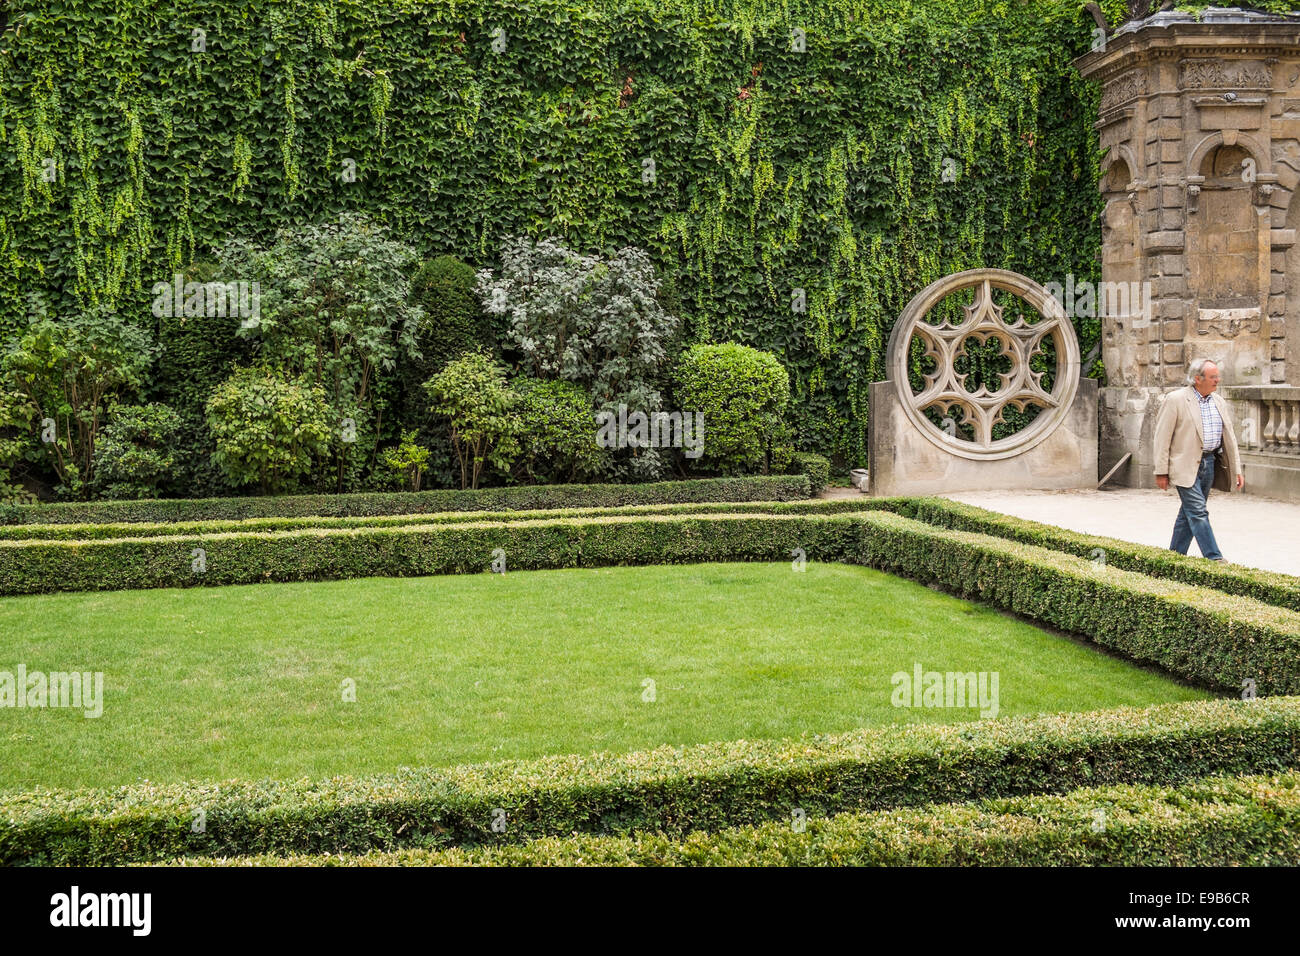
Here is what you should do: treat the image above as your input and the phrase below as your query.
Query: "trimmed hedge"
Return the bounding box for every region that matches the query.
[898,496,1300,613]
[2,509,1299,697]
[852,511,1300,697]
[0,496,890,542]
[0,512,861,595]
[1,475,811,525]
[4,698,1298,866]
[789,452,831,493]
[173,771,1300,867]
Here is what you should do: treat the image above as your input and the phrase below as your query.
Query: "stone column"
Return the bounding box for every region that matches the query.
[1075,7,1300,490]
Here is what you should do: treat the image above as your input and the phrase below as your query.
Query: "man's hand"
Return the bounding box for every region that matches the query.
[1155,474,1169,491]
[1237,473,1245,490]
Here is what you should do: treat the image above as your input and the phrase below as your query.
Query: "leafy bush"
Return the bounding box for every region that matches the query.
[510,377,603,484]
[0,389,35,508]
[478,237,679,480]
[378,430,431,492]
[674,343,792,475]
[1,307,156,497]
[4,697,1296,865]
[92,403,182,499]
[399,255,489,487]
[205,367,335,495]
[423,352,518,490]
[220,213,425,491]
[789,451,830,492]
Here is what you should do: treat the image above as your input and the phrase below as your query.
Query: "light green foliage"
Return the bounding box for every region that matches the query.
[205,367,335,495]
[378,429,431,492]
[1,307,155,497]
[423,351,519,489]
[92,402,182,499]
[674,343,791,475]
[510,376,604,485]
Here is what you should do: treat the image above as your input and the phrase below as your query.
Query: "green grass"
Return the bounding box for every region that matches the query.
[0,562,1210,792]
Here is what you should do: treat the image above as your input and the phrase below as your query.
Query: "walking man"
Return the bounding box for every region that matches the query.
[1152,358,1244,562]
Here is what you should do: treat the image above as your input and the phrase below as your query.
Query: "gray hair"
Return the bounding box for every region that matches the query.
[1187,357,1219,384]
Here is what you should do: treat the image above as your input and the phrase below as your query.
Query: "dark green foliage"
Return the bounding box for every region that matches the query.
[3,697,1297,865]
[0,0,1111,462]
[92,403,182,499]
[0,475,812,524]
[1,307,156,497]
[789,451,830,492]
[150,260,251,498]
[674,343,791,474]
[511,377,604,484]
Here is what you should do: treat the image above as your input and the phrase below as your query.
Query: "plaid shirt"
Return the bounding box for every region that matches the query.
[1197,389,1223,453]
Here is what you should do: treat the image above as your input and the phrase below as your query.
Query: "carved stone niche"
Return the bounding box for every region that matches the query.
[868,269,1097,496]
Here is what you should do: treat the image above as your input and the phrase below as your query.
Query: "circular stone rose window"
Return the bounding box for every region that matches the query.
[885,269,1081,462]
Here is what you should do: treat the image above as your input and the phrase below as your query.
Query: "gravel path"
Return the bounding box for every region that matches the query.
[940,488,1300,577]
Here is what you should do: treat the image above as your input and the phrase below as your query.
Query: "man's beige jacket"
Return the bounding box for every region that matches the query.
[1152,385,1243,492]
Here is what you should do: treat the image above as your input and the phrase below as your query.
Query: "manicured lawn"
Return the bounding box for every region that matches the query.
[0,562,1210,791]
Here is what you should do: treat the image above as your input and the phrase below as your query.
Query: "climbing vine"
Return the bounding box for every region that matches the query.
[0,0,1121,464]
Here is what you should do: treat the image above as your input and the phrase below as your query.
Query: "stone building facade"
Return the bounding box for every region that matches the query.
[1074,7,1300,498]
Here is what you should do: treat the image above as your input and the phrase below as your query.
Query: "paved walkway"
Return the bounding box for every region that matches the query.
[941,488,1300,577]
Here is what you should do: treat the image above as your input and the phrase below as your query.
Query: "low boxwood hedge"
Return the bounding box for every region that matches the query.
[174,771,1300,867]
[0,497,892,543]
[852,511,1300,697]
[2,509,1298,696]
[3,698,1296,866]
[898,497,1300,613]
[788,452,831,493]
[1,475,812,526]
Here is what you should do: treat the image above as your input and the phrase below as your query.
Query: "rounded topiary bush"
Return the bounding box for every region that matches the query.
[673,343,791,476]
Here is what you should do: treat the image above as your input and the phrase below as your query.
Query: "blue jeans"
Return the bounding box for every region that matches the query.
[1170,454,1223,560]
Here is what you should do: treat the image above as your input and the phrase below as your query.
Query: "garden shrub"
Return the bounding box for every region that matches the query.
[479,237,679,480]
[895,496,1300,614]
[377,429,431,492]
[205,367,335,495]
[221,213,425,492]
[510,377,604,485]
[1,307,156,498]
[4,697,1297,865]
[674,343,792,475]
[424,351,519,490]
[789,451,830,492]
[92,403,182,500]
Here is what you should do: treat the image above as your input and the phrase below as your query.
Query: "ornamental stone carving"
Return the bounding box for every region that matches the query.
[868,269,1096,496]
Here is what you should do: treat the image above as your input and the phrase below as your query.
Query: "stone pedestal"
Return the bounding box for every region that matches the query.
[870,379,1098,496]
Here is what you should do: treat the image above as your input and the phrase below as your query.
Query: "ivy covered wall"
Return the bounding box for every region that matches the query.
[0,0,1114,465]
